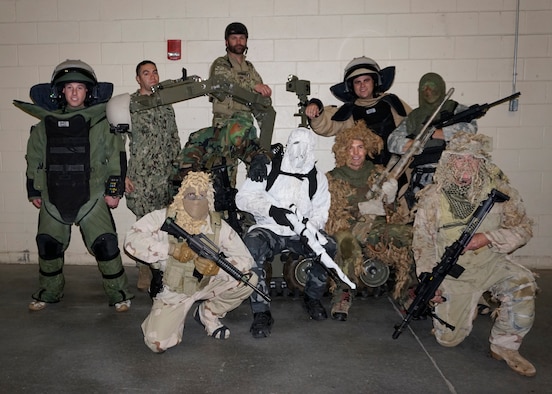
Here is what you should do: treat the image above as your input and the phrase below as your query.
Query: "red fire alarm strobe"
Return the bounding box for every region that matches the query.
[167,39,181,60]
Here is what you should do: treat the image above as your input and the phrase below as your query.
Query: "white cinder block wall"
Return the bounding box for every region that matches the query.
[0,0,550,269]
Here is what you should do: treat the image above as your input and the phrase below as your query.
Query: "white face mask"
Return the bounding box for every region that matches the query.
[287,140,309,169]
[281,127,316,173]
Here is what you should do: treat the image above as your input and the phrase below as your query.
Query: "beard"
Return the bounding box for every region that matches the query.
[227,44,246,55]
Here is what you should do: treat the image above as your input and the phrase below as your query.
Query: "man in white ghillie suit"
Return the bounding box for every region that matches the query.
[124,171,256,353]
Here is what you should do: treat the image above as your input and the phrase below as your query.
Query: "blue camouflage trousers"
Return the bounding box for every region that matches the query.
[243,227,336,313]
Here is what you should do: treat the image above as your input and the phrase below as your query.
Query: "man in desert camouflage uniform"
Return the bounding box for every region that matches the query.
[209,22,272,131]
[124,171,256,353]
[325,122,415,320]
[126,60,181,291]
[413,132,537,377]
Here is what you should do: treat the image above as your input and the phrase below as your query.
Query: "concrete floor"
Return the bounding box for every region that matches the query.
[0,263,550,394]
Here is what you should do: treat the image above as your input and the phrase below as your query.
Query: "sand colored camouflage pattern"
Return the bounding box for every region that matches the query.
[126,92,181,218]
[413,138,536,350]
[209,54,265,128]
[125,208,255,352]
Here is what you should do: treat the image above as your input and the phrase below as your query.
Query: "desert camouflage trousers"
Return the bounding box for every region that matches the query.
[433,252,537,350]
[141,274,255,352]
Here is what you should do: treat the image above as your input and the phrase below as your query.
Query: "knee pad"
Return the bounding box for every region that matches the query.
[36,234,64,260]
[91,233,120,261]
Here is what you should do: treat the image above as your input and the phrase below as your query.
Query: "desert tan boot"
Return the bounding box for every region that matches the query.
[490,344,536,377]
[137,264,152,292]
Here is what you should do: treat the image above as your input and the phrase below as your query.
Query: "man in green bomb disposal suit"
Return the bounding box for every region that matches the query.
[16,59,134,312]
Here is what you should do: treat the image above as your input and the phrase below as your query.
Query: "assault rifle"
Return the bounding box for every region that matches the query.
[210,157,242,236]
[366,88,455,201]
[366,90,520,202]
[161,217,271,302]
[129,69,276,149]
[392,188,510,339]
[286,205,357,290]
[286,75,311,128]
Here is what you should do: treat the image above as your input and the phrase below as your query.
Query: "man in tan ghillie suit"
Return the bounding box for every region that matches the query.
[124,172,256,353]
[413,132,538,377]
[326,122,416,320]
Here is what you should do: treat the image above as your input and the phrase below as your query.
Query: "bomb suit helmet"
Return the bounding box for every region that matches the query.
[50,59,98,105]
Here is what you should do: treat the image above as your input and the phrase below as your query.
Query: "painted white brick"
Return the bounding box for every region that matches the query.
[275,39,319,62]
[80,22,122,43]
[0,46,18,67]
[99,0,142,21]
[143,0,188,19]
[0,23,38,45]
[59,44,102,66]
[121,20,166,42]
[275,0,318,16]
[18,44,59,66]
[341,14,387,37]
[524,58,552,80]
[478,11,517,35]
[363,37,410,62]
[37,22,81,44]
[525,10,552,34]
[165,19,209,42]
[185,0,229,18]
[251,17,297,40]
[411,0,457,13]
[101,43,144,65]
[57,0,100,21]
[15,0,57,22]
[410,37,456,59]
[229,0,273,17]
[0,1,16,23]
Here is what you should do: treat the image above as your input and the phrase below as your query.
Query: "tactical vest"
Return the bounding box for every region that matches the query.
[45,114,91,222]
[164,213,222,294]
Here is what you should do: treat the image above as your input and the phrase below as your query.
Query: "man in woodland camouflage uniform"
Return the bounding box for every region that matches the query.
[209,22,272,130]
[413,132,537,377]
[325,122,415,320]
[177,112,270,188]
[126,60,181,291]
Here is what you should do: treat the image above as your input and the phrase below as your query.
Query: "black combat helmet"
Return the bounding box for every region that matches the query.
[225,22,248,39]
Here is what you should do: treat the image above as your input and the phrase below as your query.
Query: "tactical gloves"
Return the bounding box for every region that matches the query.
[381,179,398,204]
[359,179,398,216]
[170,243,197,263]
[170,242,220,276]
[247,154,270,182]
[194,256,220,276]
[269,205,294,228]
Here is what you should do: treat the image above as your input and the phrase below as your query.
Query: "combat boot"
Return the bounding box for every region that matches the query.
[490,344,536,377]
[331,289,352,321]
[137,263,152,292]
[250,311,274,339]
[303,295,327,320]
